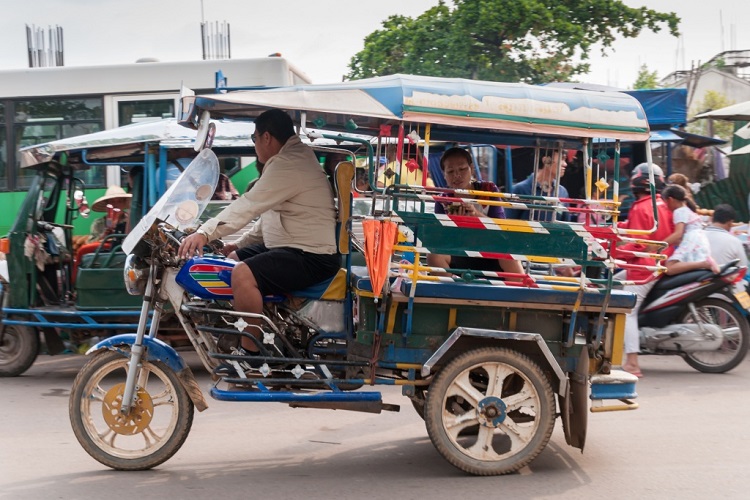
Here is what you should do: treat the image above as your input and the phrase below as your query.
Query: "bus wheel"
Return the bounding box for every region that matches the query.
[424,347,555,475]
[0,325,39,377]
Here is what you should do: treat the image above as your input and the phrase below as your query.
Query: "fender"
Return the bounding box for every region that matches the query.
[87,334,208,411]
[710,290,750,317]
[421,327,568,395]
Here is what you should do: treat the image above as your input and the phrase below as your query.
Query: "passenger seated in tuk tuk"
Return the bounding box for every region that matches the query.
[376,143,434,188]
[506,150,569,221]
[427,148,524,278]
[178,109,340,375]
[87,186,131,242]
[74,186,131,276]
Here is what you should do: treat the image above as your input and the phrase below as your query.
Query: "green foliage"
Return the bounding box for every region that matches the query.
[688,91,735,141]
[632,64,659,89]
[347,0,680,83]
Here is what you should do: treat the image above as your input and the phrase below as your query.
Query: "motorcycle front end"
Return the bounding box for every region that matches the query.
[68,149,219,470]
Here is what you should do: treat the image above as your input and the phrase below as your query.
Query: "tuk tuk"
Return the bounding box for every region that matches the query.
[66,75,661,475]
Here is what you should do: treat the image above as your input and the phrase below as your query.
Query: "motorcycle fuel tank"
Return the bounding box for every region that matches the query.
[176,256,235,299]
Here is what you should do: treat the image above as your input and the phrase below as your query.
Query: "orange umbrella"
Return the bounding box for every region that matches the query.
[362,219,398,300]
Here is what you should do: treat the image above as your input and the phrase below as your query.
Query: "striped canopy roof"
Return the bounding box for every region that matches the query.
[192,74,650,144]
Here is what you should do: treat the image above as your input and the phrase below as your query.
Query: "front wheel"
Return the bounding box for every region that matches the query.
[69,349,194,470]
[681,298,750,373]
[424,347,555,475]
[0,324,39,377]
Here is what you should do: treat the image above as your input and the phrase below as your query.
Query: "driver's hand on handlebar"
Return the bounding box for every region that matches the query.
[178,232,207,259]
[219,242,238,257]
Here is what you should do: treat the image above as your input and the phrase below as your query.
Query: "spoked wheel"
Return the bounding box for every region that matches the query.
[681,298,750,373]
[0,325,39,377]
[69,350,194,470]
[425,347,555,476]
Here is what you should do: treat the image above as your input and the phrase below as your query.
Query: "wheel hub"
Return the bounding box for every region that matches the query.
[476,396,507,427]
[102,383,154,435]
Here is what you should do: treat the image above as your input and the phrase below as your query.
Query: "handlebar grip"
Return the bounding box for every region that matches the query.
[202,239,224,254]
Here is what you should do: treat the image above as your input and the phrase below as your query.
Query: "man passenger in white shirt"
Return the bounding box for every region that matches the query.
[704,203,748,291]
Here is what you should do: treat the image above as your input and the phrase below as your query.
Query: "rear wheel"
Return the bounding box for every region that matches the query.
[681,298,750,373]
[69,349,194,470]
[0,324,39,377]
[425,347,555,475]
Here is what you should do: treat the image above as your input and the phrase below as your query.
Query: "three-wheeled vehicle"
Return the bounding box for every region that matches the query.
[63,75,666,475]
[0,118,371,377]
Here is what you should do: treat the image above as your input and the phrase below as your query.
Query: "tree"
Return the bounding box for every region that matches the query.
[346,0,680,84]
[688,91,735,141]
[632,64,659,89]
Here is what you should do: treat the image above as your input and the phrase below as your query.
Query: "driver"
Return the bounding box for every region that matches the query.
[178,109,340,374]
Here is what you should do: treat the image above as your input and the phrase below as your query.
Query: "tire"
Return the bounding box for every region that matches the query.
[424,347,555,475]
[681,298,750,373]
[69,349,194,470]
[0,325,40,377]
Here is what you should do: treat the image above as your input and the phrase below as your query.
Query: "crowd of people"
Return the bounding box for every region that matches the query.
[615,163,746,377]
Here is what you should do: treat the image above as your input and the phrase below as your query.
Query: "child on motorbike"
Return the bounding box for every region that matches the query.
[662,184,720,275]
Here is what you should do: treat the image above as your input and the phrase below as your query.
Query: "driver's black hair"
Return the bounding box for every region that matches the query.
[254,109,295,144]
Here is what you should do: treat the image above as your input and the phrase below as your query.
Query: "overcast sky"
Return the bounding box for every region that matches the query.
[0,0,748,89]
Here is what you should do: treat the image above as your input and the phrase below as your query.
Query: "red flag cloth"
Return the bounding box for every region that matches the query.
[362,219,398,298]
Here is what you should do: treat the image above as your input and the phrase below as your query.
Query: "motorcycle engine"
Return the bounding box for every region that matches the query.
[641,324,724,352]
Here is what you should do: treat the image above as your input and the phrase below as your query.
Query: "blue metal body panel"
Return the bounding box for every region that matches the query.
[210,387,382,403]
[2,307,149,330]
[175,256,235,300]
[351,265,635,309]
[590,381,638,401]
[398,279,636,309]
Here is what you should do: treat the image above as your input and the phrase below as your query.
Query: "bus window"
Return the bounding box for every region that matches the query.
[118,99,175,126]
[13,98,104,190]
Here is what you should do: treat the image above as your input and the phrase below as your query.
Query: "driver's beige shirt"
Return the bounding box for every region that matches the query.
[199,135,337,254]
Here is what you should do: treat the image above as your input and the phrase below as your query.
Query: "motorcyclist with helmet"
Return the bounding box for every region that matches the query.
[616,163,675,377]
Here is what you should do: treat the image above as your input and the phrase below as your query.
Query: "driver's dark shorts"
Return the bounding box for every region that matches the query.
[235,243,341,296]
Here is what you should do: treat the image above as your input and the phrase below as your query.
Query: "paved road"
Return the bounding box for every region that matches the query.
[1,353,749,499]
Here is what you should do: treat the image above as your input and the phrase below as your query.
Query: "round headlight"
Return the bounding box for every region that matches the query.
[123,253,148,295]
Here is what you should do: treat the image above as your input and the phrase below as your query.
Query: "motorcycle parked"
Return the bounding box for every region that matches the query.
[638,261,750,373]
